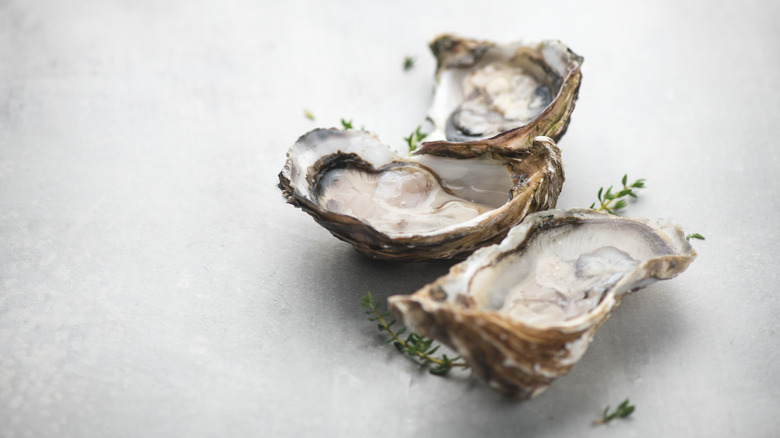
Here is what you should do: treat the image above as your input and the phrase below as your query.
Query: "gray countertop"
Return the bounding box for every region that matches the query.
[1,1,779,437]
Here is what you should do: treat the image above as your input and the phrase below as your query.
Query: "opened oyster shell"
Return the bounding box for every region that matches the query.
[425,34,583,145]
[388,209,697,397]
[278,129,563,261]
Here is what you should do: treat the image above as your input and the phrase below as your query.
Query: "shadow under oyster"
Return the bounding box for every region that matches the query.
[388,208,697,397]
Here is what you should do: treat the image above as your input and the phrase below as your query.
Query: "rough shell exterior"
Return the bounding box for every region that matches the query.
[388,209,697,397]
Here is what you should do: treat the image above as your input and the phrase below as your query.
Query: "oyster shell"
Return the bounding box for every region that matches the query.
[388,209,697,397]
[277,129,563,261]
[425,34,583,145]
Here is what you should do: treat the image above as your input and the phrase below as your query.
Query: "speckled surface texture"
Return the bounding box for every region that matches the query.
[1,1,778,437]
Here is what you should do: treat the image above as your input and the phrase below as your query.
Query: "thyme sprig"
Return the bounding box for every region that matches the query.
[590,175,646,215]
[361,292,468,376]
[404,126,427,154]
[686,233,705,241]
[592,398,635,425]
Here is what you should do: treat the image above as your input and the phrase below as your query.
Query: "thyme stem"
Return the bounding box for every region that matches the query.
[592,398,635,425]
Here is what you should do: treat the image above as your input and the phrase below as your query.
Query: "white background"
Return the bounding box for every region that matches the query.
[1,1,778,436]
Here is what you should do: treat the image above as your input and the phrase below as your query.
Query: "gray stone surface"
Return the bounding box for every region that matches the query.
[1,1,778,436]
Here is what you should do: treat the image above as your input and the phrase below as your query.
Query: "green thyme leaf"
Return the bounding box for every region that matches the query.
[404,126,428,154]
[403,56,415,71]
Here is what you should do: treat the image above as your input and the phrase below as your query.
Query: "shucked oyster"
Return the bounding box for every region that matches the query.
[278,129,563,261]
[388,209,697,397]
[425,34,583,145]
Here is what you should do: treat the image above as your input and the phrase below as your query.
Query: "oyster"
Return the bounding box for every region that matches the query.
[388,209,697,397]
[278,129,563,261]
[425,34,583,145]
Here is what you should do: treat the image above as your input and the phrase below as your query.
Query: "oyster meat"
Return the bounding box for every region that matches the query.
[388,209,697,397]
[278,129,563,261]
[425,34,583,145]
